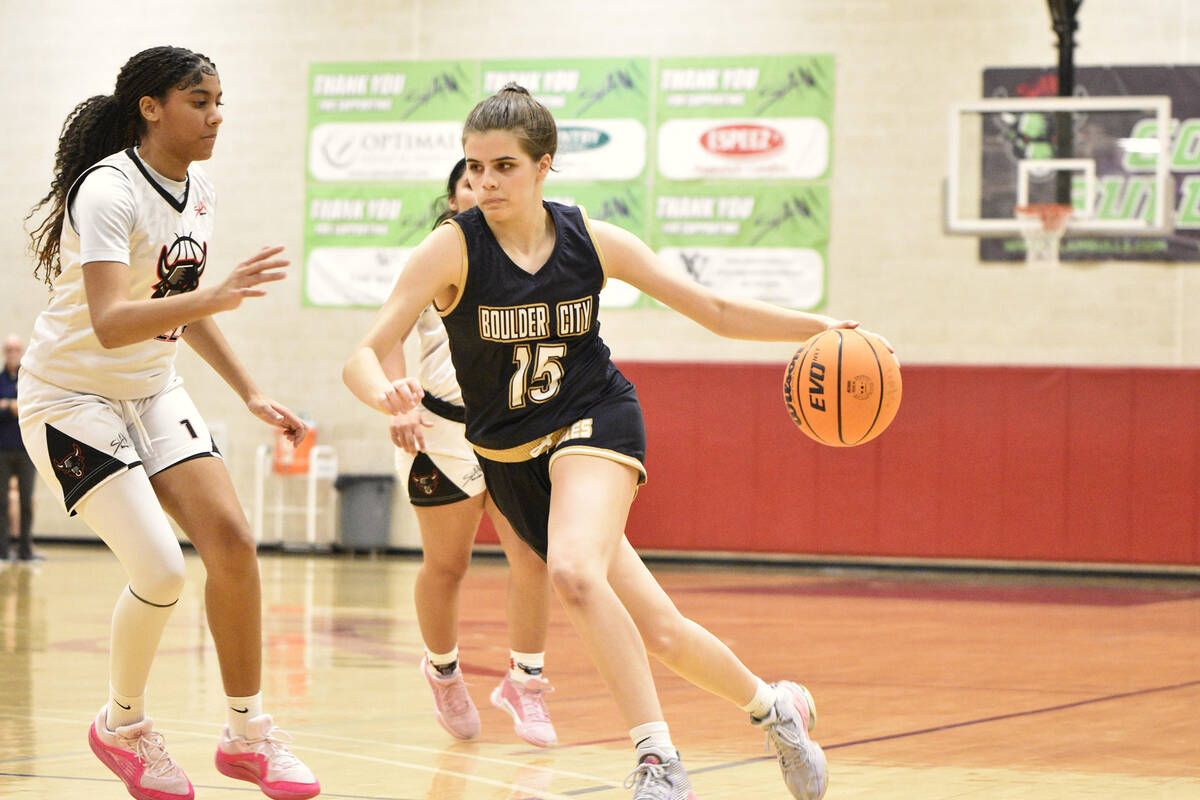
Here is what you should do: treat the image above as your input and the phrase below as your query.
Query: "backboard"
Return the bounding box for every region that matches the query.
[945,94,1173,240]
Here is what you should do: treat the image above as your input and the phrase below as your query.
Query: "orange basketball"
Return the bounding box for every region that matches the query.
[783,328,901,446]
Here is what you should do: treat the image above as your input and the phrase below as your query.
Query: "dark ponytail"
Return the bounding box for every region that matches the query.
[26,46,217,287]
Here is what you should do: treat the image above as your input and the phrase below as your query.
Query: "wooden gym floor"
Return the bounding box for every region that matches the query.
[0,544,1197,799]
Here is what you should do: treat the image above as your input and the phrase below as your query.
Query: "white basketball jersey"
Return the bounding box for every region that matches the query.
[414,304,463,405]
[23,148,217,400]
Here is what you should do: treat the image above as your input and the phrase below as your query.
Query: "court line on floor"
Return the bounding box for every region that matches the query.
[824,678,1200,750]
[297,729,621,786]
[0,772,421,800]
[0,710,620,791]
[280,743,592,800]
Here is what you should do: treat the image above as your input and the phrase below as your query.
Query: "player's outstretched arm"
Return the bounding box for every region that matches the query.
[83,246,289,349]
[182,316,307,445]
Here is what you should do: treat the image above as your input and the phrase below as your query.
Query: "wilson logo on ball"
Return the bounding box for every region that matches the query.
[699,124,784,156]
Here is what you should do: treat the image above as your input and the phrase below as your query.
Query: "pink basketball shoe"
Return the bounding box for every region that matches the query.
[214,714,320,799]
[490,674,557,747]
[88,707,193,800]
[421,655,481,739]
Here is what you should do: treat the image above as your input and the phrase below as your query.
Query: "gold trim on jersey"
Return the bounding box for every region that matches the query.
[549,446,647,485]
[471,421,647,484]
[577,205,608,290]
[472,422,575,463]
[435,219,469,317]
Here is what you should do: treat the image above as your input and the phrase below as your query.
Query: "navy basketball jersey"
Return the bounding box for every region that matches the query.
[440,202,632,450]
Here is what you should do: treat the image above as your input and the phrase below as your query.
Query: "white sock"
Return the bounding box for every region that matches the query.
[226,692,263,737]
[106,686,144,730]
[427,647,459,676]
[509,650,545,683]
[741,678,779,719]
[630,721,677,760]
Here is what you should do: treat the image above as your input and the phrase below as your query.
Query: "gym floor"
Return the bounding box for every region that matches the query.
[0,544,1197,799]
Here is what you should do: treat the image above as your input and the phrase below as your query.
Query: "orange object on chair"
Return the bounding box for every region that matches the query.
[273,423,316,475]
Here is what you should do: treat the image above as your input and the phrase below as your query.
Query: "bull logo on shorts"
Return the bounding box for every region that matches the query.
[411,469,439,496]
[53,443,86,478]
[152,234,207,298]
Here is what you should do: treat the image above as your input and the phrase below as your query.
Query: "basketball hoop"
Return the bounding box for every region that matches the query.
[1014,203,1073,266]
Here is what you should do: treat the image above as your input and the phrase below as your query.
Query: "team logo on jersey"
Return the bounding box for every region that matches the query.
[193,200,208,216]
[152,234,207,298]
[53,443,86,478]
[46,424,130,514]
[411,467,440,496]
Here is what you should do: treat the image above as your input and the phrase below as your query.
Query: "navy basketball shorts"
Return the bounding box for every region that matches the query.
[474,386,647,560]
[17,370,221,515]
[394,406,484,507]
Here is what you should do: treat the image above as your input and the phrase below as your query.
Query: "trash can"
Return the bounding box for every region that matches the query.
[333,473,396,551]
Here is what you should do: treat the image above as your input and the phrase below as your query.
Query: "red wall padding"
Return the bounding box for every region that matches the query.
[608,362,1200,566]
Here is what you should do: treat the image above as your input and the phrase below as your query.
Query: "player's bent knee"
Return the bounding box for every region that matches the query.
[640,617,686,662]
[129,553,187,606]
[547,561,602,607]
[196,518,258,574]
[421,557,470,583]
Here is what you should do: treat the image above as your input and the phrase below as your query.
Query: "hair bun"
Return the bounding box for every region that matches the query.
[500,82,530,95]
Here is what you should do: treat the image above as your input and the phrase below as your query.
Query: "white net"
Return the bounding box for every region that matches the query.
[1014,203,1072,267]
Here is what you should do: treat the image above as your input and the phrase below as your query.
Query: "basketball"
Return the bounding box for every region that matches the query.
[783,328,901,446]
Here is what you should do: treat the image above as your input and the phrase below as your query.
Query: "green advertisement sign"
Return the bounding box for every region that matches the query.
[304,55,833,309]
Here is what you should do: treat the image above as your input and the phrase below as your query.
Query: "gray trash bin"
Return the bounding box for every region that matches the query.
[333,473,396,551]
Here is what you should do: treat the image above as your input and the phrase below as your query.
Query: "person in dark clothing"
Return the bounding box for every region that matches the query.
[0,334,37,562]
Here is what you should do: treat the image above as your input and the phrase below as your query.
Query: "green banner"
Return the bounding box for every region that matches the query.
[650,182,829,309]
[304,55,833,309]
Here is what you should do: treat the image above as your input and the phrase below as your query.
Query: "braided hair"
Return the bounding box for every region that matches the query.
[26,46,217,287]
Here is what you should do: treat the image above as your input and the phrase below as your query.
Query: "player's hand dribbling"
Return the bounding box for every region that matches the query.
[827,318,895,356]
[212,246,290,311]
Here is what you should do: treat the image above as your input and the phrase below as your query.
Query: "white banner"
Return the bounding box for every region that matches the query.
[548,118,647,182]
[305,247,412,306]
[309,121,463,182]
[657,246,824,308]
[657,118,829,180]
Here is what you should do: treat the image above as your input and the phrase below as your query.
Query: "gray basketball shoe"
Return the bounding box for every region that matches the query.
[623,748,698,800]
[751,681,828,800]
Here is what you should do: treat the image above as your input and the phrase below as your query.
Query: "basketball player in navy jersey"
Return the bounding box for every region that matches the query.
[23,47,319,800]
[383,159,557,746]
[346,83,884,800]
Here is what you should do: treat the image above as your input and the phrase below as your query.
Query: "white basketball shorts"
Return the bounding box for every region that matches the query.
[394,406,485,507]
[17,370,221,514]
